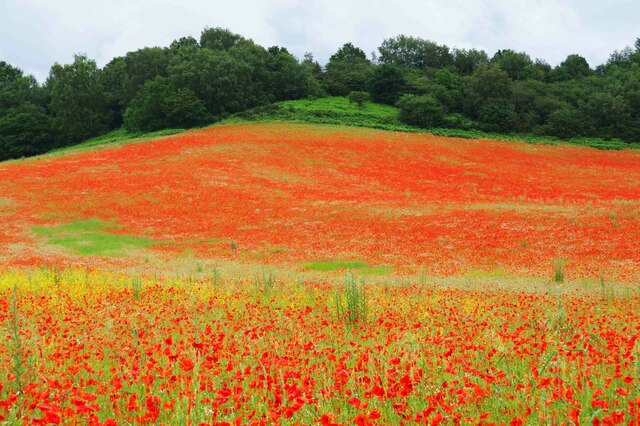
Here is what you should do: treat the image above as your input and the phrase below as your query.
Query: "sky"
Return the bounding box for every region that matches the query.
[1,0,639,82]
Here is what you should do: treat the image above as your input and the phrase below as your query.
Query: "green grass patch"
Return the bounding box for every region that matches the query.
[33,218,153,256]
[49,128,186,155]
[304,260,392,275]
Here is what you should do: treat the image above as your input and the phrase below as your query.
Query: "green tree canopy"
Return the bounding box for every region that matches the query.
[46,54,111,144]
[200,27,246,51]
[0,103,54,161]
[397,94,445,128]
[123,77,211,132]
[379,35,453,69]
[325,43,373,96]
[366,64,405,105]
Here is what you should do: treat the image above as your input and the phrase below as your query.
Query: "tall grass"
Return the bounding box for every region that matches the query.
[335,273,368,324]
[553,259,565,283]
[8,284,27,392]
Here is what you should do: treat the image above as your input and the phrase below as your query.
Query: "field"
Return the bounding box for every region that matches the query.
[1,122,640,424]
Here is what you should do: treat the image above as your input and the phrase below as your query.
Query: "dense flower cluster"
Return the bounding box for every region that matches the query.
[0,269,639,424]
[0,124,639,280]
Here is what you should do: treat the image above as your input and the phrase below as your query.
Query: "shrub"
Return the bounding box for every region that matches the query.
[347,91,369,107]
[335,273,368,323]
[397,94,445,128]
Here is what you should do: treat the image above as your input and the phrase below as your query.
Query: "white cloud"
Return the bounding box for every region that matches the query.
[0,0,638,81]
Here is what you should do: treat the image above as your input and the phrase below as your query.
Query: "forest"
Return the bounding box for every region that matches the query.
[1,27,640,161]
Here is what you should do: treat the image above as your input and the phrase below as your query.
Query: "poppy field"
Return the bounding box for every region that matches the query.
[1,123,640,424]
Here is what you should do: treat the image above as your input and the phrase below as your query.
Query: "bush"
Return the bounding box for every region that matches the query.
[397,94,445,128]
[335,273,368,323]
[347,91,369,107]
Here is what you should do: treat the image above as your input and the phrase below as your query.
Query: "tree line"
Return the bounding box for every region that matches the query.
[1,28,640,161]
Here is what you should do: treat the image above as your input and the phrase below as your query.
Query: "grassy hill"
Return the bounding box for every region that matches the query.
[2,122,639,281]
[236,97,640,150]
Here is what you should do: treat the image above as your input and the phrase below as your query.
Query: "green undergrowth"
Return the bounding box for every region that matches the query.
[304,259,393,275]
[235,97,640,151]
[33,218,153,256]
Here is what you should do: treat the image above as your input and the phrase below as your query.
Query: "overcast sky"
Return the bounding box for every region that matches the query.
[1,0,639,82]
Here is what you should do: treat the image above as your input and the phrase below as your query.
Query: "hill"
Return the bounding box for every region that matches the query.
[1,122,638,281]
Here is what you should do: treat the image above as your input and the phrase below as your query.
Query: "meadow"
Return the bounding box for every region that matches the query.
[1,122,640,424]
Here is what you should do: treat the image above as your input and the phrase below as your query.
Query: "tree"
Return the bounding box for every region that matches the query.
[301,52,325,98]
[378,35,453,69]
[0,61,23,85]
[200,27,245,51]
[0,103,54,160]
[453,48,489,75]
[1,73,46,114]
[431,68,463,111]
[470,64,513,101]
[553,54,592,80]
[491,49,534,80]
[267,47,311,101]
[169,47,256,116]
[123,47,170,103]
[478,98,516,132]
[123,77,211,132]
[397,94,445,128]
[170,36,199,51]
[547,106,585,139]
[46,54,111,144]
[324,43,373,96]
[582,93,631,138]
[366,64,405,104]
[101,56,127,128]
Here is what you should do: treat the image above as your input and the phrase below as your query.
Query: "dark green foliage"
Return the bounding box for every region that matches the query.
[366,65,405,104]
[347,91,369,107]
[47,54,111,144]
[397,94,445,128]
[100,57,127,128]
[123,77,211,132]
[453,48,489,75]
[1,61,48,116]
[170,36,199,51]
[200,27,245,51]
[379,35,453,69]
[471,64,513,101]
[554,54,592,80]
[548,106,586,139]
[324,43,373,96]
[268,46,313,101]
[491,49,535,80]
[122,47,170,104]
[0,103,54,160]
[0,61,23,85]
[478,98,516,133]
[168,46,258,116]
